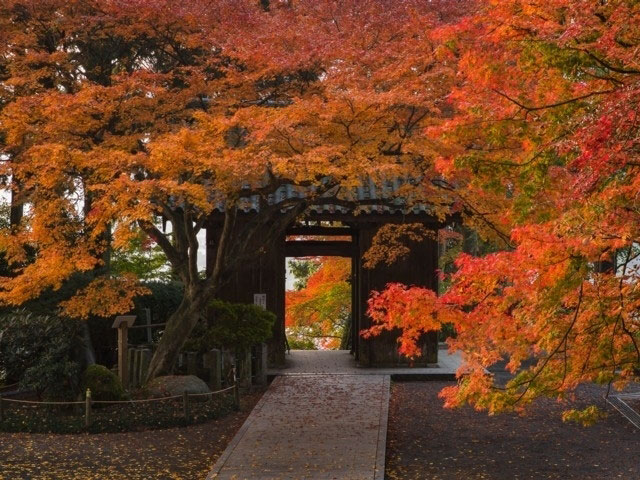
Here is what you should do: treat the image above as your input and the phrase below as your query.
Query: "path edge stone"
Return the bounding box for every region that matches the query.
[374,375,391,480]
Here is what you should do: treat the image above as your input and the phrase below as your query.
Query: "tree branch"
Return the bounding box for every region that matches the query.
[139,219,187,281]
[493,88,616,113]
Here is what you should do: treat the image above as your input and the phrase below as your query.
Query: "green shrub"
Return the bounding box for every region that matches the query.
[0,310,82,399]
[82,364,125,401]
[185,300,275,354]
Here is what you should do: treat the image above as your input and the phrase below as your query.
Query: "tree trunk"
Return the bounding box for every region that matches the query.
[340,317,351,350]
[80,322,96,366]
[145,289,207,382]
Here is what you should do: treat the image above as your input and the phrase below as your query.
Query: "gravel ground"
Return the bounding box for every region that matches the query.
[385,381,640,480]
[0,391,263,480]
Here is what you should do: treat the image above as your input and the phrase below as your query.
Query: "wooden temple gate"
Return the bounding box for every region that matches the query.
[206,183,440,368]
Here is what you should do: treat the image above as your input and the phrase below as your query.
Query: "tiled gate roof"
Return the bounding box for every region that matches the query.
[213,178,432,216]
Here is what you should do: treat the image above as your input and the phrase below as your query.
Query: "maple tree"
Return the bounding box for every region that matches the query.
[365,0,640,421]
[286,256,351,350]
[0,0,469,380]
[288,258,320,292]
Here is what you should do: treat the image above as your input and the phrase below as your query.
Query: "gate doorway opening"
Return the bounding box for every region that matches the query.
[207,214,440,368]
[285,255,353,351]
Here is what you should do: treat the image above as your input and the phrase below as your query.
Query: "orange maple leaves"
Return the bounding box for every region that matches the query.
[364,283,442,358]
[61,274,150,320]
[0,0,474,320]
[286,257,351,350]
[363,0,640,419]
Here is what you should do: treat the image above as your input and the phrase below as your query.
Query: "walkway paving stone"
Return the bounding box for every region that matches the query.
[268,348,461,377]
[207,374,390,480]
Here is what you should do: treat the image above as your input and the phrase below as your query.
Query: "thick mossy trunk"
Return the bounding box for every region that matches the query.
[145,288,207,382]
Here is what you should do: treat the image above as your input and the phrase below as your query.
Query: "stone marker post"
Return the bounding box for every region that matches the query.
[139,348,152,385]
[144,308,153,344]
[178,352,184,369]
[128,348,136,387]
[223,350,234,382]
[203,349,222,391]
[237,350,252,389]
[186,352,197,376]
[257,343,268,386]
[112,315,136,389]
[132,348,142,388]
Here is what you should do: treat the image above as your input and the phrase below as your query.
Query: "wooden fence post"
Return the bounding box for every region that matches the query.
[85,388,92,429]
[112,316,136,390]
[183,391,190,424]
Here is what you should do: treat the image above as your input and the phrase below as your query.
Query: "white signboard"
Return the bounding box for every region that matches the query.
[253,293,267,310]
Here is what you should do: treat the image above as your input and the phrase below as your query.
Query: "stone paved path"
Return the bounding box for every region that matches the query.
[207,374,390,480]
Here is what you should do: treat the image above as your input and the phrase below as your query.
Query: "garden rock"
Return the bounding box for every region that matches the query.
[146,375,210,398]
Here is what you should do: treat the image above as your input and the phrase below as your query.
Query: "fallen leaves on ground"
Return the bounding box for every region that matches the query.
[386,381,640,480]
[0,392,263,480]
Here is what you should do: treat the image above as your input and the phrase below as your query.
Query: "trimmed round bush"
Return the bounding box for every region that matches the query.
[82,364,125,401]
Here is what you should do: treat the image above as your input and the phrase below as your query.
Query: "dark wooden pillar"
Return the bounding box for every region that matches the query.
[351,249,360,359]
[269,238,287,367]
[206,220,287,367]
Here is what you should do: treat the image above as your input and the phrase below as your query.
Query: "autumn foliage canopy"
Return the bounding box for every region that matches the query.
[0,0,638,419]
[0,0,464,379]
[364,0,640,420]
